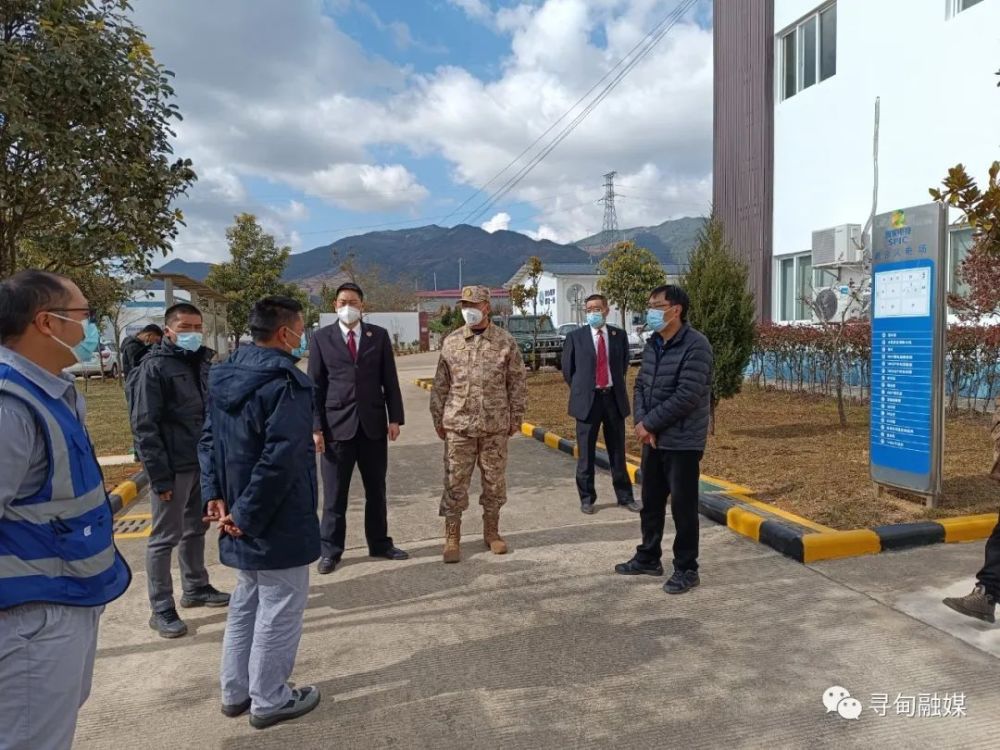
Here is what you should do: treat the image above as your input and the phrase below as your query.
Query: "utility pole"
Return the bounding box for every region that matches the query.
[599,170,620,254]
[433,271,438,291]
[458,258,463,289]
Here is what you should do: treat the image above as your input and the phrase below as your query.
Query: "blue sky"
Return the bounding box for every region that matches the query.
[130,0,714,263]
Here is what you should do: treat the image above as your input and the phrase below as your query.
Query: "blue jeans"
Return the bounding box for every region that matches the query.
[220,565,310,715]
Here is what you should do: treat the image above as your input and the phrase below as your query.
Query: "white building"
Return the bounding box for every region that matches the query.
[772,0,999,322]
[713,0,1000,322]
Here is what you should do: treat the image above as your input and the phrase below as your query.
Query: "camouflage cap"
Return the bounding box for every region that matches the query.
[459,285,491,304]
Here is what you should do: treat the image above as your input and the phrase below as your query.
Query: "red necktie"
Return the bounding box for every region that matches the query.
[347,329,357,361]
[596,330,609,388]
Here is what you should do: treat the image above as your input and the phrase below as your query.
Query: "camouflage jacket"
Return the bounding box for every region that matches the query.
[430,323,527,436]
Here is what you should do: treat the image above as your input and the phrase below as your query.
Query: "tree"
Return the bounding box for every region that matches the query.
[597,240,667,327]
[333,251,416,312]
[206,214,298,346]
[0,0,196,279]
[682,215,756,434]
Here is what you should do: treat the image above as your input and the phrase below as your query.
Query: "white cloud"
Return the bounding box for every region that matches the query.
[301,164,430,212]
[481,212,512,232]
[448,0,495,23]
[274,200,310,222]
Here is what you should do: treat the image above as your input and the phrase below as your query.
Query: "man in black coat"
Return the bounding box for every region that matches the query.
[561,293,639,514]
[130,302,229,637]
[200,296,321,729]
[121,323,163,377]
[615,285,713,595]
[308,282,408,574]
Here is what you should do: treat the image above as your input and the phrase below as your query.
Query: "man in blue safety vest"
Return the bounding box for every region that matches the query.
[0,270,132,750]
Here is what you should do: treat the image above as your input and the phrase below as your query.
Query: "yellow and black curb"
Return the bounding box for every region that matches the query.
[414,377,996,563]
[108,469,149,516]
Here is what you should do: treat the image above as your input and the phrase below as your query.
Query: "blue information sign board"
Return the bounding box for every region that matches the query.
[869,205,946,501]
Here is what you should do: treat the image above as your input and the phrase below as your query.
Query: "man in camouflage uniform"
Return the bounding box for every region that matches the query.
[942,399,1000,624]
[430,285,527,563]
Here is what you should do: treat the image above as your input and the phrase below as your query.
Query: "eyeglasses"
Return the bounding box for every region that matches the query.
[648,302,674,311]
[47,307,98,323]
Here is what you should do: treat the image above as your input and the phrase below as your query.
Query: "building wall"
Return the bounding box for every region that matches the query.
[713,0,775,321]
[773,0,1000,322]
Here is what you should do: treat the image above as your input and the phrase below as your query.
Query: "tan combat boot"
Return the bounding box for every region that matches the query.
[443,517,461,563]
[483,511,508,555]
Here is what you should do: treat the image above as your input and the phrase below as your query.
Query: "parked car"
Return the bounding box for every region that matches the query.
[493,314,563,370]
[65,342,119,380]
[557,323,581,337]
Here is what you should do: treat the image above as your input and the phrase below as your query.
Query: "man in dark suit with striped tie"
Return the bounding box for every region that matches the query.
[561,293,639,514]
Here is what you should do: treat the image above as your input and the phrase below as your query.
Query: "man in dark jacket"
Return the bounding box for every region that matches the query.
[130,302,228,637]
[200,295,321,729]
[615,285,713,595]
[121,323,163,377]
[308,282,408,574]
[561,293,638,513]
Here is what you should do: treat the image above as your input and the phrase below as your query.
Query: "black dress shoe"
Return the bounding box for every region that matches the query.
[614,558,664,576]
[221,698,252,718]
[581,503,596,515]
[371,546,409,561]
[618,500,641,512]
[317,557,338,575]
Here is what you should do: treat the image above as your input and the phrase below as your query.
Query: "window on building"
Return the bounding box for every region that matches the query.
[778,253,818,321]
[780,3,837,100]
[948,227,974,299]
[950,0,984,17]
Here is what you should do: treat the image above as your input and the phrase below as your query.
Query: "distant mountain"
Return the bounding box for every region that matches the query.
[158,217,704,290]
[575,216,705,274]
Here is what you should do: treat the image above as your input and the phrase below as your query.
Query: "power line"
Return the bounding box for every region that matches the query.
[461,0,699,227]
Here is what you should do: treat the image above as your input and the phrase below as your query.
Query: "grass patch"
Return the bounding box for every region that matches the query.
[75,377,134,457]
[525,370,1000,530]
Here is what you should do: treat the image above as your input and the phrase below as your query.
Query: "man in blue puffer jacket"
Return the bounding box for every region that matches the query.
[198,295,321,730]
[615,284,713,595]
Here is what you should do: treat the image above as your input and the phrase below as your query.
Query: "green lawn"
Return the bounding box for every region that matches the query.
[75,377,133,456]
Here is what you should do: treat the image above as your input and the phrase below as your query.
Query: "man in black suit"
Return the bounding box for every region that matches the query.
[561,293,639,514]
[308,282,408,574]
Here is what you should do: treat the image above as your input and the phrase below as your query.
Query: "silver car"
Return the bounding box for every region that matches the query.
[65,342,119,379]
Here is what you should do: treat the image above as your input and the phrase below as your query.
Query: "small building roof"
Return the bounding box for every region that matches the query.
[148,273,229,303]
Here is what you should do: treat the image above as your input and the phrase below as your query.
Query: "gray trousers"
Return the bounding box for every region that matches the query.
[147,470,210,613]
[221,566,310,715]
[0,603,101,750]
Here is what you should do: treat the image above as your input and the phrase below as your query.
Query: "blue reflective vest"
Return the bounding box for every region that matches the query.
[0,364,131,609]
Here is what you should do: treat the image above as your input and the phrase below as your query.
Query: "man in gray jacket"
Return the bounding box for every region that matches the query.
[615,285,713,595]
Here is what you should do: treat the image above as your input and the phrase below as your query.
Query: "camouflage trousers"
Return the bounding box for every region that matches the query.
[439,432,509,518]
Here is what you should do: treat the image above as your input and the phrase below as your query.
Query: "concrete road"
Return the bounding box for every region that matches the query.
[77,352,999,749]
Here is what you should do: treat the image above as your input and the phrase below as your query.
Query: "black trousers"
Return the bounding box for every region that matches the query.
[575,391,634,506]
[976,509,1000,598]
[635,447,702,572]
[319,430,394,560]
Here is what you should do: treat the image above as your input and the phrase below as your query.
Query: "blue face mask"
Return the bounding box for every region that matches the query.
[50,314,101,363]
[174,332,203,352]
[586,312,605,328]
[287,329,307,358]
[645,308,666,332]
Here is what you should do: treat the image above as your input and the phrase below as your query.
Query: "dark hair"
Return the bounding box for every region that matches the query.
[335,282,364,301]
[0,269,71,344]
[250,296,303,342]
[140,324,164,337]
[164,302,202,328]
[649,284,689,323]
[584,293,608,306]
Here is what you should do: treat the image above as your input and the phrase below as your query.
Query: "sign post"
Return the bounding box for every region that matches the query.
[869,203,947,507]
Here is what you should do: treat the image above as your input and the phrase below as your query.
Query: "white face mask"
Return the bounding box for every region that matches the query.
[461,307,484,326]
[337,305,362,325]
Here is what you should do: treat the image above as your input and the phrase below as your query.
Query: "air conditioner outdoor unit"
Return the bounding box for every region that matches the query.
[811,224,863,267]
[810,286,866,323]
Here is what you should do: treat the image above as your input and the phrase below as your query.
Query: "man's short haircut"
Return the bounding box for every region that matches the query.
[249,295,303,342]
[584,293,608,306]
[140,324,164,337]
[649,284,689,323]
[0,269,70,344]
[164,302,202,328]
[335,282,364,301]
